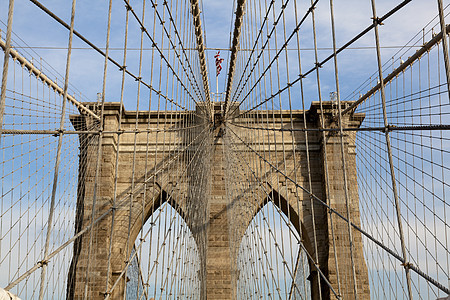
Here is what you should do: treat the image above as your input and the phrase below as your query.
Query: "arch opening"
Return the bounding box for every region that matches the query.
[125,194,202,299]
[235,196,311,299]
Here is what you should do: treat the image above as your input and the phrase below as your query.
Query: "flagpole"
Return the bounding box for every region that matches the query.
[214,51,224,102]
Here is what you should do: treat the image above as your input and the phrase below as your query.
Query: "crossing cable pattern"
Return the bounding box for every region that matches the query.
[344,10,450,299]
[222,0,450,299]
[0,0,212,299]
[0,0,449,299]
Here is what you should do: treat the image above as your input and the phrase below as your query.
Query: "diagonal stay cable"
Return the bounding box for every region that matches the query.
[28,0,205,119]
[224,0,274,114]
[6,127,209,293]
[225,129,340,298]
[226,0,318,119]
[226,123,450,295]
[229,0,412,120]
[123,0,210,119]
[125,0,205,104]
[161,0,209,103]
[4,124,211,291]
[104,129,211,298]
[0,38,99,120]
[225,134,300,244]
[228,0,292,104]
[339,24,450,118]
[225,133,317,298]
[225,0,318,119]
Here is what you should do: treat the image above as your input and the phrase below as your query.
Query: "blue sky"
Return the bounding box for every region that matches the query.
[0,0,445,111]
[1,1,449,299]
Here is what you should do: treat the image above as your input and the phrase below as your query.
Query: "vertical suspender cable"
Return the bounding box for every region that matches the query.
[0,0,15,144]
[292,0,325,297]
[83,0,112,298]
[123,0,148,294]
[309,0,326,297]
[369,0,413,299]
[329,0,358,298]
[38,1,76,299]
[436,0,450,102]
[136,0,148,297]
[103,4,130,296]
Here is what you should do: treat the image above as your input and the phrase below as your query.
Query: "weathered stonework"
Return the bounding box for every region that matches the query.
[68,101,369,299]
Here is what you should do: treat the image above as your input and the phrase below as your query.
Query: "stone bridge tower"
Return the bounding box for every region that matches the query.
[68,101,369,299]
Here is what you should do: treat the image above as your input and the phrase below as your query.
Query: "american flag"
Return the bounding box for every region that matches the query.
[214,51,224,76]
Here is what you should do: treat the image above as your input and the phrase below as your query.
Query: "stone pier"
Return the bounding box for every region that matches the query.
[68,101,369,299]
